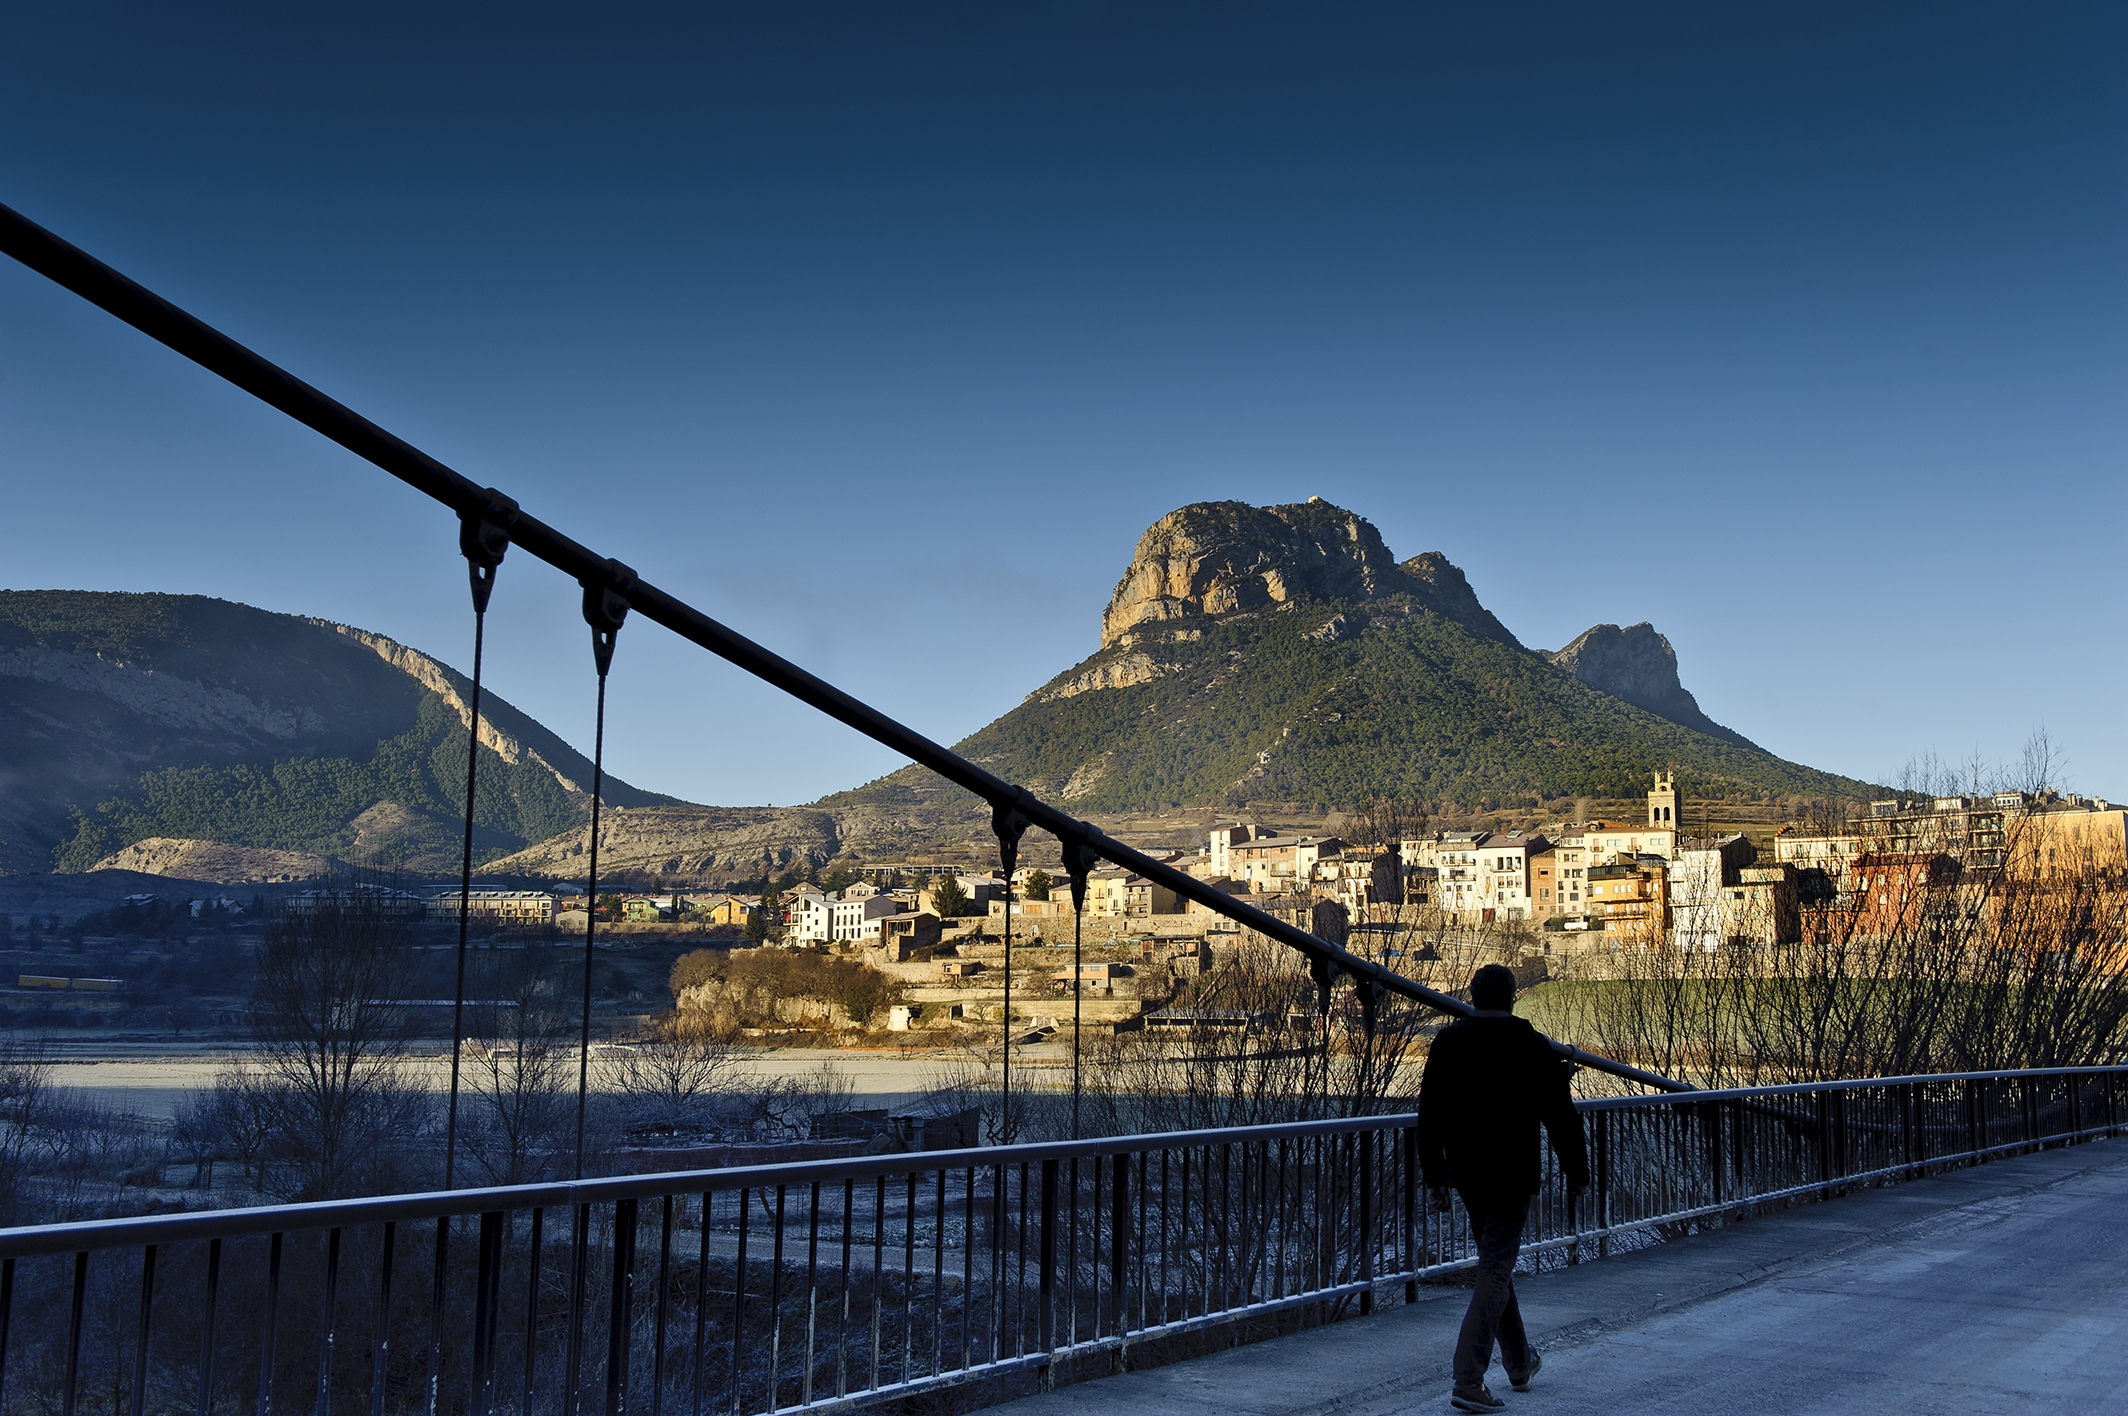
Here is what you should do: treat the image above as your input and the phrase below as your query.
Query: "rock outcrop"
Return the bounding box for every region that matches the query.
[1100,499,1519,649]
[89,837,339,884]
[1548,623,1760,751]
[482,805,845,882]
[1034,652,1168,703]
[1397,552,1517,645]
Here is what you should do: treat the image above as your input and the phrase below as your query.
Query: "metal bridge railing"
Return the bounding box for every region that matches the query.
[0,1065,2119,1415]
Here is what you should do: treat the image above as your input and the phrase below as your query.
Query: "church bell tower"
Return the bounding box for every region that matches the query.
[1648,771,1678,830]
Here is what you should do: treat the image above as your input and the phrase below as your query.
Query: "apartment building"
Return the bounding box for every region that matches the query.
[426,889,557,926]
[1428,831,1489,915]
[1322,848,1402,910]
[1229,835,1343,893]
[2017,800,2128,875]
[1774,794,2127,899]
[1123,875,1180,917]
[1476,833,1548,921]
[1721,864,1800,946]
[1669,834,1757,950]
[1208,824,1256,877]
[784,889,827,943]
[829,893,907,943]
[1583,819,1678,865]
[1587,857,1668,938]
[1854,852,1962,935]
[1531,834,1589,918]
[1773,829,1866,899]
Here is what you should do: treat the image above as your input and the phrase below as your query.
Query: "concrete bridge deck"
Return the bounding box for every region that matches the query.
[998,1139,2128,1416]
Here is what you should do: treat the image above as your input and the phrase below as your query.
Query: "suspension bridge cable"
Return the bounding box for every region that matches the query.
[442,510,511,1191]
[993,802,1029,1143]
[575,574,630,1180]
[575,672,609,1181]
[1062,833,1095,1141]
[0,199,1691,1095]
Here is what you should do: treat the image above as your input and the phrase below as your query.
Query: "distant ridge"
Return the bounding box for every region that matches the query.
[0,590,669,876]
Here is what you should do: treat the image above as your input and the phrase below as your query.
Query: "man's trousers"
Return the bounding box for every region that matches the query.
[1453,1189,1533,1390]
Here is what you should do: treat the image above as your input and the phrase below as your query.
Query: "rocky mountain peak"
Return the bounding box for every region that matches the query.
[1101,500,1398,646]
[1099,499,1519,648]
[1548,622,1759,751]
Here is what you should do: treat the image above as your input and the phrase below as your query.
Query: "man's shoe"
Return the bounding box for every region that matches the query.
[1509,1352,1542,1392]
[1450,1387,1507,1413]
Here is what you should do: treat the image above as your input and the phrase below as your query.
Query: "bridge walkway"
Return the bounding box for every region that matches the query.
[997,1138,2128,1416]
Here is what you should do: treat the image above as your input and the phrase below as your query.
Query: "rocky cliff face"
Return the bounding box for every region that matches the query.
[482,804,843,881]
[1548,623,1759,751]
[1100,499,1519,648]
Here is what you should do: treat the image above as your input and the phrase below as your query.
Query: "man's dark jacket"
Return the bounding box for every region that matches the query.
[1418,1012,1590,1198]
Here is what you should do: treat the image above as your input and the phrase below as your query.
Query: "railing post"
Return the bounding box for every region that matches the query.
[0,1258,11,1416]
[1402,1124,1419,1301]
[472,1212,504,1416]
[132,1244,156,1416]
[607,1198,638,1416]
[1834,1089,1848,1184]
[63,1251,86,1416]
[1731,1097,1747,1201]
[198,1240,221,1416]
[1705,1102,1722,1212]
[260,1233,282,1416]
[1358,1130,1375,1316]
[1815,1092,1833,1190]
[425,1219,448,1416]
[565,1204,591,1416]
[1038,1158,1058,1387]
[1110,1152,1130,1357]
[370,1224,395,1416]
[1594,1110,1611,1259]
[313,1230,340,1416]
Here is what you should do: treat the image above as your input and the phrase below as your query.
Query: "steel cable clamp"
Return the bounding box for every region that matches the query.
[580,559,636,676]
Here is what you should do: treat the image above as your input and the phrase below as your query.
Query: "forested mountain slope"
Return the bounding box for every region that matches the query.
[0,591,666,874]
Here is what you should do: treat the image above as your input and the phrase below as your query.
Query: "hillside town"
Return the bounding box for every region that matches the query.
[304,770,2128,1050]
[411,770,2127,953]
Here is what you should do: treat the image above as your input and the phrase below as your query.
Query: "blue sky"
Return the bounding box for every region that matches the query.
[4,3,2123,806]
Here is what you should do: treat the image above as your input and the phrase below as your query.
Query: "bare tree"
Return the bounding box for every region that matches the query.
[604,1011,743,1140]
[169,1089,225,1191]
[211,1066,283,1193]
[736,1063,858,1143]
[241,881,425,1199]
[2017,725,2063,796]
[1074,935,1433,1139]
[0,1043,49,1224]
[460,951,576,1185]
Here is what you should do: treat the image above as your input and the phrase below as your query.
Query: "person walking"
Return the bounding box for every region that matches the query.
[1418,963,1590,1412]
